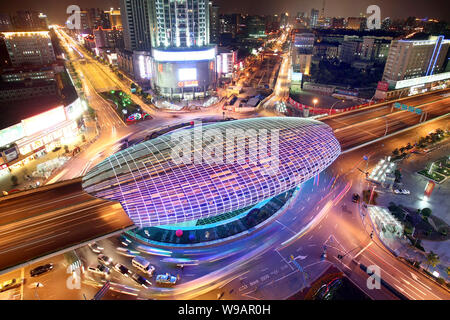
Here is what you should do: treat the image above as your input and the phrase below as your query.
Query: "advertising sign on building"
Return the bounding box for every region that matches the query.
[0,123,25,148]
[377,81,389,92]
[22,106,66,137]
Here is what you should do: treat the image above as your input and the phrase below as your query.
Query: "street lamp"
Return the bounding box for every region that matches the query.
[312,98,318,114]
[329,100,345,115]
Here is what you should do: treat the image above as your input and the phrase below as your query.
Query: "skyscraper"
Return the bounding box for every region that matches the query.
[310,9,319,28]
[120,0,152,51]
[382,37,450,83]
[148,0,216,98]
[209,3,220,44]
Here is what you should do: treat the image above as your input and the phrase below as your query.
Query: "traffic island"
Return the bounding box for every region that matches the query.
[99,90,152,124]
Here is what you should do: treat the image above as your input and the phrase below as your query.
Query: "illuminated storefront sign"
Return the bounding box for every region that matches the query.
[66,98,83,120]
[395,71,450,89]
[152,48,216,62]
[22,106,66,136]
[0,123,25,148]
[178,68,197,81]
[177,80,198,87]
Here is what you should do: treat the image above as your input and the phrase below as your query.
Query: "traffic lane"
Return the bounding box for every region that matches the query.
[336,103,450,149]
[322,89,450,129]
[356,246,449,300]
[0,199,132,272]
[0,180,84,225]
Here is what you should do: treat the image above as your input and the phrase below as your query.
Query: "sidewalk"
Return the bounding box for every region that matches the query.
[364,205,449,283]
[0,115,98,194]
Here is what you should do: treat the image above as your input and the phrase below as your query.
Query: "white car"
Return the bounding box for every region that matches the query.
[87,264,110,277]
[394,189,410,195]
[88,242,104,254]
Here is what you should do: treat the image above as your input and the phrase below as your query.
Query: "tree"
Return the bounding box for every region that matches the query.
[11,175,18,186]
[420,208,432,219]
[426,251,440,272]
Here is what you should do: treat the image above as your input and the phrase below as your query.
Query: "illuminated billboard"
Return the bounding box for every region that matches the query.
[395,71,450,89]
[152,47,216,62]
[22,106,67,136]
[292,72,303,82]
[178,68,197,81]
[0,123,25,148]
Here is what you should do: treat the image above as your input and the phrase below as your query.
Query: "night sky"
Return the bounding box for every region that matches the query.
[0,0,449,24]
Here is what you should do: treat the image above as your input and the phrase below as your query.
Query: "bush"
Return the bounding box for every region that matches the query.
[11,175,18,186]
[420,208,432,218]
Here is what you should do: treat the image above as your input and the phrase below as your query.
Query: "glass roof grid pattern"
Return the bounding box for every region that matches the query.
[82,117,341,227]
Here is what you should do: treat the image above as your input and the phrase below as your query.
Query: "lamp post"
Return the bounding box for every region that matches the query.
[329,100,345,115]
[312,98,318,115]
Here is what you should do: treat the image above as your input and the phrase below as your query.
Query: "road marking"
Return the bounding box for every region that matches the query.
[275,250,294,270]
[45,169,68,185]
[354,242,372,259]
[365,248,442,300]
[410,272,432,291]
[401,278,427,296]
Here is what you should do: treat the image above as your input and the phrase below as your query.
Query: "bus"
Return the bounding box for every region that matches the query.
[132,256,155,276]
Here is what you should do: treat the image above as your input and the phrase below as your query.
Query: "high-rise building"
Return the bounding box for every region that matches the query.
[3,31,56,67]
[120,0,152,51]
[245,15,266,38]
[209,3,220,44]
[88,8,110,30]
[361,36,390,62]
[280,12,289,28]
[346,17,365,30]
[338,37,362,64]
[0,13,13,32]
[148,0,216,99]
[310,9,319,28]
[382,36,450,83]
[12,11,47,31]
[105,9,122,29]
[331,17,344,29]
[94,27,124,49]
[219,14,239,37]
[149,0,210,48]
[292,33,314,76]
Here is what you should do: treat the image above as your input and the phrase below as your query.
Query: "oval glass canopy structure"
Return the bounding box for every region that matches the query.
[82,117,341,227]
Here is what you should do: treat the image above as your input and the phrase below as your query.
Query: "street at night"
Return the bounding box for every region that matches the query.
[0,0,449,316]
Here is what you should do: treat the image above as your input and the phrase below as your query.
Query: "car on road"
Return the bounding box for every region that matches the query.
[0,278,23,292]
[132,256,155,276]
[30,264,54,277]
[88,242,104,254]
[156,273,177,286]
[87,264,110,277]
[113,263,132,278]
[393,189,410,195]
[131,273,152,288]
[98,254,113,266]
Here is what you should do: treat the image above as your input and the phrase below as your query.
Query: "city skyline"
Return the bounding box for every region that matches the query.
[0,0,449,25]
